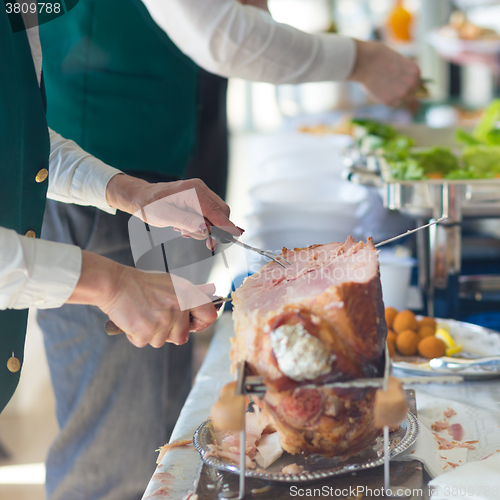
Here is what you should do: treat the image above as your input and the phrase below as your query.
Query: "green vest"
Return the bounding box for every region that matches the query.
[40,0,200,177]
[0,10,51,413]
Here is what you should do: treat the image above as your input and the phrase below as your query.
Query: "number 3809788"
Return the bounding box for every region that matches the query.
[5,2,61,14]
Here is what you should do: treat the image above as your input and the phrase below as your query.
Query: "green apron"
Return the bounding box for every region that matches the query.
[40,0,200,177]
[0,9,51,413]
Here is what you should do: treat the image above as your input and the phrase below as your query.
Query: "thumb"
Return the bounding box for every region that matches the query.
[196,283,217,297]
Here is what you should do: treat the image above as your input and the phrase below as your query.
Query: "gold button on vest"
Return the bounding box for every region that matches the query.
[7,357,21,373]
[35,168,49,183]
[25,230,36,238]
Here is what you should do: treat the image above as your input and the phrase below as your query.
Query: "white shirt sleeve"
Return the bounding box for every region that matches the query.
[47,129,123,214]
[140,0,356,84]
[0,227,82,310]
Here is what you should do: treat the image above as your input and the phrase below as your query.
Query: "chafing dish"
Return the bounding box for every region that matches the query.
[343,125,500,319]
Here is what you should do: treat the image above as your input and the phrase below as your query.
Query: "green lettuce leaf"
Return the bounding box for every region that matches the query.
[473,99,500,143]
[456,128,483,146]
[462,145,500,176]
[411,147,460,175]
[351,118,397,141]
[486,129,500,146]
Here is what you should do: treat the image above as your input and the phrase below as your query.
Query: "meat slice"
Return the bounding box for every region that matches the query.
[431,421,450,432]
[447,423,464,441]
[231,237,387,457]
[444,408,457,418]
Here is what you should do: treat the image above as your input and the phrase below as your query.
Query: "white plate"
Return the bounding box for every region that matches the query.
[393,318,500,380]
[193,412,419,483]
[427,29,500,55]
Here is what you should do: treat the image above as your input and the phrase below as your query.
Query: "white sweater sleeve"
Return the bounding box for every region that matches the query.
[141,0,356,84]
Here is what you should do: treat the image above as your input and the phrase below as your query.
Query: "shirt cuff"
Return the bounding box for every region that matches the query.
[0,231,82,310]
[69,160,123,215]
[318,34,357,81]
[47,129,122,214]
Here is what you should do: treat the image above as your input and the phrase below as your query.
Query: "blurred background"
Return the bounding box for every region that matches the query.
[2,0,500,498]
[221,0,500,317]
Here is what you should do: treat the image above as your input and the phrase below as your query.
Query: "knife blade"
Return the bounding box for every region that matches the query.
[240,374,463,395]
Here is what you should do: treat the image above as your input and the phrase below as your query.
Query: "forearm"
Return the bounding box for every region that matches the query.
[105,173,149,215]
[66,250,121,308]
[141,0,356,84]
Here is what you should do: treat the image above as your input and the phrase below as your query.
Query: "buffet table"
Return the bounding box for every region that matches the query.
[142,313,500,500]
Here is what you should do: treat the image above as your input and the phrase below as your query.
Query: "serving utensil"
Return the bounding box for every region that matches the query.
[208,226,291,268]
[374,216,448,248]
[209,217,447,271]
[430,355,500,370]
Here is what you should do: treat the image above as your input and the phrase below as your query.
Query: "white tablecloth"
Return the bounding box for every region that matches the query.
[142,313,500,500]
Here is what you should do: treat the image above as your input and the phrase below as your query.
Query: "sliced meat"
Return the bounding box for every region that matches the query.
[444,407,457,418]
[431,421,450,432]
[281,464,304,475]
[231,237,386,457]
[448,423,464,441]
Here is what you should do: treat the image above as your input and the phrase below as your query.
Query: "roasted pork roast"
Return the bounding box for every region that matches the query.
[231,237,387,457]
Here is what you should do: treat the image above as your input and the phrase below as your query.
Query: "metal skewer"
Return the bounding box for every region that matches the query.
[240,374,463,395]
[382,347,412,498]
[375,217,448,248]
[382,345,391,496]
[219,362,247,500]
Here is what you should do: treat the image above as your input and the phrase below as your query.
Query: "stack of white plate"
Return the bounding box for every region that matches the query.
[243,132,370,255]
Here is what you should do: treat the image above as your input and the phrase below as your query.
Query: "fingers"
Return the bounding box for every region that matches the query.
[396,64,421,106]
[180,228,207,241]
[163,311,191,346]
[189,301,218,333]
[103,267,219,349]
[189,180,242,238]
[353,40,421,107]
[133,178,245,239]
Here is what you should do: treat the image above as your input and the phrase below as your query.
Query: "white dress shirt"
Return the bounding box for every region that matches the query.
[0,18,122,311]
[141,0,357,84]
[2,0,358,310]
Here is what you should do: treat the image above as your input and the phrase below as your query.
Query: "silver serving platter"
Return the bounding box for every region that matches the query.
[393,318,500,380]
[193,412,419,483]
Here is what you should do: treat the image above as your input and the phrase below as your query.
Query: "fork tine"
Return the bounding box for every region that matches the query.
[267,255,287,268]
[230,236,291,267]
[264,250,291,266]
[261,250,289,268]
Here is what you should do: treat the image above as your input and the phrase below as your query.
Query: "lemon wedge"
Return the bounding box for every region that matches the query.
[446,345,463,357]
[436,322,450,332]
[435,328,455,348]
